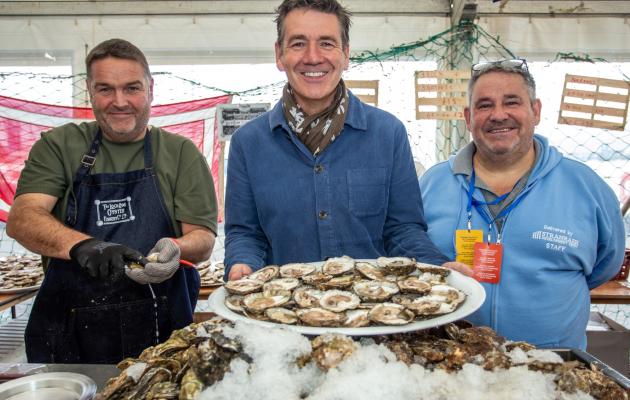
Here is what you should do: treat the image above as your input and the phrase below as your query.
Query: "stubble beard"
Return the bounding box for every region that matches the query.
[95,105,150,143]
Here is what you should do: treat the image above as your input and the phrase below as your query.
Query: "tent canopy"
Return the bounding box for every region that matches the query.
[1,0,629,70]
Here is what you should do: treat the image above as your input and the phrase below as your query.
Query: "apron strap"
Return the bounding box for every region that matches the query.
[143,129,154,171]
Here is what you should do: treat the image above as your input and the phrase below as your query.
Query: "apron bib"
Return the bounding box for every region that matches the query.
[25,129,200,364]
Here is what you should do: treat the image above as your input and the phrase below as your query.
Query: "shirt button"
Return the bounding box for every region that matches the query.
[314,164,324,173]
[318,210,328,219]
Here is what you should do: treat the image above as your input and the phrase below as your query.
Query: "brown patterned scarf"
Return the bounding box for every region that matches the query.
[282,80,349,156]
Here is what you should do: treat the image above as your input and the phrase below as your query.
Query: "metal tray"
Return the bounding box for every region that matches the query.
[0,372,96,400]
[554,348,630,390]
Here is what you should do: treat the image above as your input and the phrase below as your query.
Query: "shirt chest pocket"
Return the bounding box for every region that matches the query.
[347,168,388,217]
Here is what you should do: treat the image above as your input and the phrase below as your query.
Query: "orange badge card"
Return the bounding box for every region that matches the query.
[472,242,503,284]
[455,229,483,267]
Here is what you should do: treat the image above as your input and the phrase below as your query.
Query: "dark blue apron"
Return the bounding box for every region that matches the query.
[24,129,200,364]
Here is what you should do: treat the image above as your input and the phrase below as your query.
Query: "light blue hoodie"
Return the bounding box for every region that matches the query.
[419,134,625,349]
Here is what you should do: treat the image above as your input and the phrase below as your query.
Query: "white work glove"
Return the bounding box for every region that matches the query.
[125,238,181,284]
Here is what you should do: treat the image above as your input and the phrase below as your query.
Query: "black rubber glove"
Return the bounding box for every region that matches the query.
[70,238,143,281]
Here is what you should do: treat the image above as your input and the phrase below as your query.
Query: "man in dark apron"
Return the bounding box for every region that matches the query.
[6,39,217,364]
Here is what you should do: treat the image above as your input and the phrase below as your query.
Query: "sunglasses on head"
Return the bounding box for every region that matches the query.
[471,59,528,77]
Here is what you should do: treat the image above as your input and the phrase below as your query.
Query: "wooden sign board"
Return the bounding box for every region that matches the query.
[558,74,630,131]
[346,80,378,106]
[415,70,469,120]
[217,103,270,141]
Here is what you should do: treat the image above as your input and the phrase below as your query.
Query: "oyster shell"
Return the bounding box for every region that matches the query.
[225,295,245,313]
[296,307,347,327]
[355,261,386,281]
[262,277,300,292]
[301,271,333,285]
[404,297,443,315]
[265,307,298,324]
[368,303,415,325]
[322,256,355,276]
[179,368,203,400]
[397,277,431,294]
[416,263,450,283]
[249,265,279,282]
[416,262,451,277]
[311,333,357,371]
[126,367,172,399]
[352,280,399,301]
[318,274,358,290]
[224,278,264,295]
[376,256,416,276]
[430,284,466,304]
[242,291,291,313]
[293,287,325,308]
[318,290,360,312]
[343,309,370,327]
[406,295,456,315]
[146,382,179,399]
[279,263,316,278]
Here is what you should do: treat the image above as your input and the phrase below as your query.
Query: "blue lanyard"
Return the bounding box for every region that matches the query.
[466,169,525,243]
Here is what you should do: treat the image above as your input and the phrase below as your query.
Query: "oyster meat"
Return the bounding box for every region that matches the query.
[397,277,431,294]
[249,265,279,282]
[343,309,370,328]
[368,303,415,325]
[224,279,264,295]
[280,263,316,278]
[297,307,347,327]
[263,277,300,292]
[318,290,361,312]
[322,256,355,276]
[242,291,291,313]
[352,280,399,302]
[265,307,298,324]
[293,287,325,308]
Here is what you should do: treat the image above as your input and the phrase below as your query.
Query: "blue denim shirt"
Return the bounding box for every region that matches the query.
[224,92,448,276]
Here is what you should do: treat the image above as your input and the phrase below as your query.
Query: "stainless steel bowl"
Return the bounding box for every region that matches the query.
[0,372,96,400]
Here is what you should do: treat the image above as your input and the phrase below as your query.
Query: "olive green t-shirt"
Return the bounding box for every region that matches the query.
[15,122,218,237]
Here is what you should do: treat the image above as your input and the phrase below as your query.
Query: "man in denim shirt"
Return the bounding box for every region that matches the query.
[225,0,460,280]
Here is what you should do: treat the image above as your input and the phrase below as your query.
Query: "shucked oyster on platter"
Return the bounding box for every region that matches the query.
[212,257,485,333]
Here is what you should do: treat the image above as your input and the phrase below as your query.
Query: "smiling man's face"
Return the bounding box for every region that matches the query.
[465,71,541,162]
[275,8,349,115]
[88,57,153,143]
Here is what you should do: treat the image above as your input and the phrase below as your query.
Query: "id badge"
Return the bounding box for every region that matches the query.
[455,230,483,267]
[472,242,503,284]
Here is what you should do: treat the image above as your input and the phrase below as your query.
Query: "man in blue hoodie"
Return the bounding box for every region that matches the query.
[419,59,625,350]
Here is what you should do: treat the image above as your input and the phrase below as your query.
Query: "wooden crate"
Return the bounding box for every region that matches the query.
[558,74,630,131]
[415,70,469,120]
[345,80,379,106]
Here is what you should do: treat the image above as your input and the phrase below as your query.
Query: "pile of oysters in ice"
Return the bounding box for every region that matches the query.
[96,318,628,400]
[223,256,466,327]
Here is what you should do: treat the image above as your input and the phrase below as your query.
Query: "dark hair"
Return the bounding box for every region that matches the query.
[274,0,352,48]
[85,38,151,79]
[468,60,537,104]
